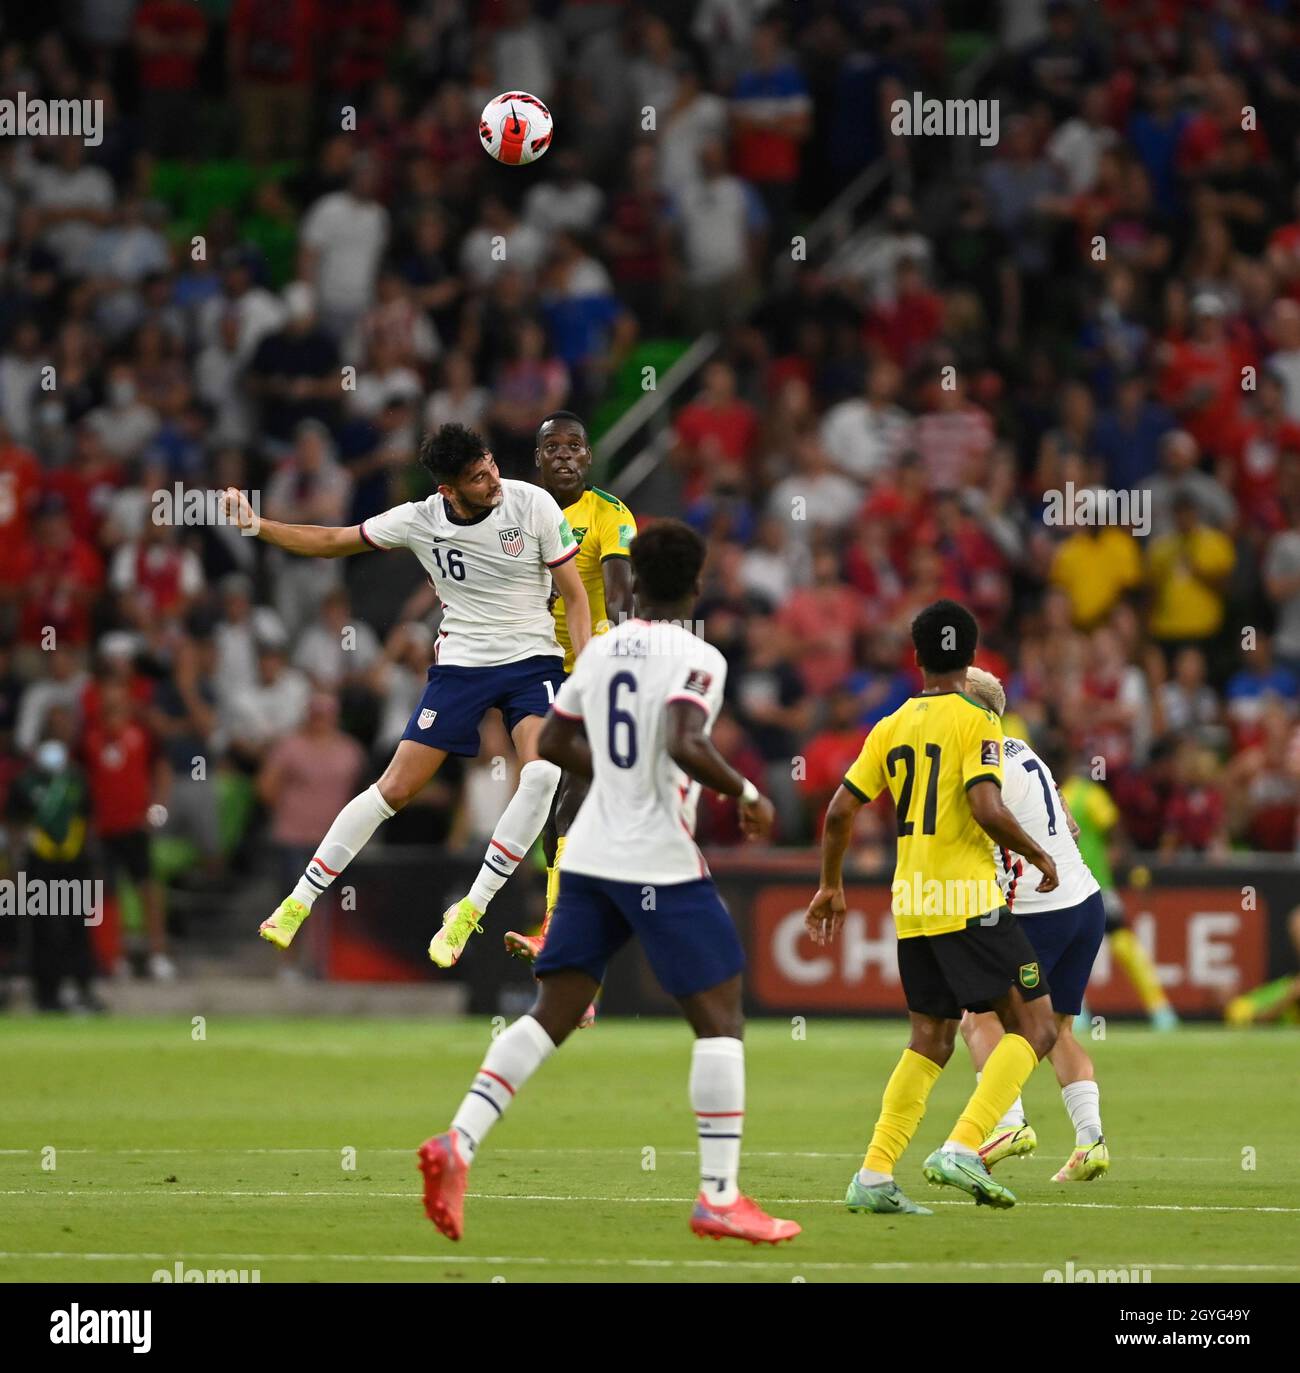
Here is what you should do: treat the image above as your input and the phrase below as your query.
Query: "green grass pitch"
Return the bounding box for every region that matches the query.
[2,1017,1297,1284]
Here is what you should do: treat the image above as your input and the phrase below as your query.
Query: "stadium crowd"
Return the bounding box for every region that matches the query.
[2,0,1300,996]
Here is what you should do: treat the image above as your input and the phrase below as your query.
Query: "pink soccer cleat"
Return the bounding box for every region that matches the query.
[417,1131,470,1241]
[689,1192,801,1245]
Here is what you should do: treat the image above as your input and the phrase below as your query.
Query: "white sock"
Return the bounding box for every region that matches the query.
[1061,1079,1103,1146]
[466,759,560,912]
[856,1166,892,1186]
[292,784,395,908]
[942,1139,978,1157]
[450,1015,555,1160]
[691,1036,744,1206]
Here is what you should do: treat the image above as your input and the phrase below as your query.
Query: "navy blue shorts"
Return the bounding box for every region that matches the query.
[400,654,566,757]
[1019,889,1106,1015]
[535,871,745,999]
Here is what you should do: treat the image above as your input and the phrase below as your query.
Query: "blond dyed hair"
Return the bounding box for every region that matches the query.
[965,666,1006,717]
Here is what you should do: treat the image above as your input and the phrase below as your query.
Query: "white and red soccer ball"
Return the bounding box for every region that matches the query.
[479,91,553,166]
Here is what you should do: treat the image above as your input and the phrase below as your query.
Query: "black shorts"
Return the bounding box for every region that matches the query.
[101,830,151,885]
[897,908,1051,1020]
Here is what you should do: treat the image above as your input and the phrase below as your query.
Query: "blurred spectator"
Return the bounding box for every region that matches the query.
[229,0,318,162]
[300,160,390,341]
[292,587,381,690]
[83,679,173,979]
[1145,493,1236,657]
[818,359,910,483]
[258,691,365,972]
[247,282,341,444]
[224,641,310,769]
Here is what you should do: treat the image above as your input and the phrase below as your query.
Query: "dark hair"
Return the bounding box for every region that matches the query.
[630,519,706,603]
[911,598,979,673]
[536,410,587,440]
[419,423,491,484]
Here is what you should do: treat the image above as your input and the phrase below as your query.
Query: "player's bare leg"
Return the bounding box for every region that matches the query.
[431,713,561,967]
[261,740,447,949]
[418,969,596,1239]
[676,975,800,1244]
[505,770,598,1025]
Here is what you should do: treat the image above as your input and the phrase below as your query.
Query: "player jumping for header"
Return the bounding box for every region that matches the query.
[807,599,1060,1213]
[219,423,591,965]
[417,520,800,1246]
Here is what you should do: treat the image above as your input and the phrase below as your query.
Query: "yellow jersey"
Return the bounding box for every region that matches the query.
[553,485,637,671]
[844,691,1005,939]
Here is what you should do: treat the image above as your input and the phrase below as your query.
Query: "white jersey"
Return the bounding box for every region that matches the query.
[360,479,577,667]
[553,618,728,885]
[994,736,1100,915]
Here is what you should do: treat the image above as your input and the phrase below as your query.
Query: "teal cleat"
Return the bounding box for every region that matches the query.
[845,1175,932,1215]
[922,1146,1017,1208]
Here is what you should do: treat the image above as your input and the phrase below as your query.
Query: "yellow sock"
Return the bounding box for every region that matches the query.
[863,1048,943,1174]
[1109,927,1169,1013]
[544,836,567,922]
[949,1033,1037,1150]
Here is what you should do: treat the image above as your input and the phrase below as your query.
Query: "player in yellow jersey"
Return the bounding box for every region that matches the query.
[807,600,1061,1213]
[504,412,636,990]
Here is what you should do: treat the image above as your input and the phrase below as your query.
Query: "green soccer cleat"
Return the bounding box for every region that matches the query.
[922,1146,1017,1208]
[1052,1137,1110,1182]
[845,1175,932,1215]
[428,898,484,968]
[978,1122,1037,1170]
[259,898,310,950]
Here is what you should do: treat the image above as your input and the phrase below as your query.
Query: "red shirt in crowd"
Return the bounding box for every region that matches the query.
[84,719,155,836]
[1163,784,1225,853]
[673,397,760,502]
[1159,334,1255,457]
[778,585,869,697]
[1222,412,1300,530]
[0,441,40,585]
[229,0,318,83]
[16,538,104,647]
[134,0,208,90]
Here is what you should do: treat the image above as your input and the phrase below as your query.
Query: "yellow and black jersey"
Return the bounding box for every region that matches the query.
[553,485,637,672]
[844,691,1005,939]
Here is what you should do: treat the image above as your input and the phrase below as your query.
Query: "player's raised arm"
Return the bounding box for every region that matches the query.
[665,700,774,840]
[218,487,370,558]
[966,781,1059,893]
[551,553,592,658]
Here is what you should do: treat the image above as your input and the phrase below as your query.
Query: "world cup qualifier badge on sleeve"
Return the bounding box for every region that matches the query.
[981,739,1001,766]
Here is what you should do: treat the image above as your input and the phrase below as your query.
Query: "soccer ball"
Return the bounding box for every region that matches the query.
[479,91,553,166]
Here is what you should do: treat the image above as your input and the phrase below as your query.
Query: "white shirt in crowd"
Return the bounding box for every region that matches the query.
[554,618,728,885]
[819,398,912,481]
[301,190,390,323]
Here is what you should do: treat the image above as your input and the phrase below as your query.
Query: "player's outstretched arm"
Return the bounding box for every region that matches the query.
[552,555,592,658]
[218,487,369,558]
[538,710,593,780]
[966,780,1059,893]
[666,700,774,840]
[806,784,858,946]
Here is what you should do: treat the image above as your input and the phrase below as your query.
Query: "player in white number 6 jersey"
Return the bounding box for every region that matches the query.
[219,424,591,966]
[959,667,1110,1183]
[416,520,801,1247]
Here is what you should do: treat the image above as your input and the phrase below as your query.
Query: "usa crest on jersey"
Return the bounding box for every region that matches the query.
[499,527,524,557]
